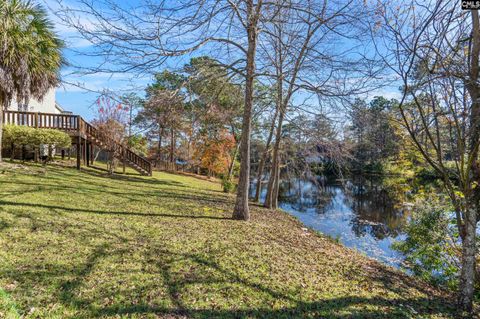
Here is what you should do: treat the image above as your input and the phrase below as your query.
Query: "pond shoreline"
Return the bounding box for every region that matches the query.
[251,177,409,268]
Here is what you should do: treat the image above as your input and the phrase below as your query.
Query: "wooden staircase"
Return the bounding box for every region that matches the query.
[2,110,152,176]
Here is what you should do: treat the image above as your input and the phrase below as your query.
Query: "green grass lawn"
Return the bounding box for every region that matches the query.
[0,161,463,318]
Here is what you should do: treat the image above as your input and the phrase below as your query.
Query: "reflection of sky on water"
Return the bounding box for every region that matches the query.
[251,178,408,267]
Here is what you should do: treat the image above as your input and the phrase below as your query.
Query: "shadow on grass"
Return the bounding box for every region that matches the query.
[92,296,456,319]
[59,244,110,309]
[3,239,458,319]
[0,200,232,220]
[1,217,459,319]
[83,165,187,187]
[56,248,463,318]
[6,209,131,244]
[0,179,232,207]
[0,219,10,231]
[159,169,223,184]
[32,161,186,187]
[88,165,141,176]
[84,164,224,193]
[91,247,458,319]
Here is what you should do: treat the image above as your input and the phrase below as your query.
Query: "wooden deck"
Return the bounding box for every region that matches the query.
[2,110,152,176]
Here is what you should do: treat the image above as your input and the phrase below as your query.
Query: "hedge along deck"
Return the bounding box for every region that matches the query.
[2,110,152,176]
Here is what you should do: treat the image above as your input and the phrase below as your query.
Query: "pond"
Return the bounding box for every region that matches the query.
[251,176,410,267]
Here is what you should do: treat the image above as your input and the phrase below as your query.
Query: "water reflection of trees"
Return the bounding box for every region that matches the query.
[277,176,410,240]
[278,178,335,212]
[344,177,409,240]
[347,190,405,239]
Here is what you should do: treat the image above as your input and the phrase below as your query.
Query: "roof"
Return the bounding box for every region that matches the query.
[55,102,72,114]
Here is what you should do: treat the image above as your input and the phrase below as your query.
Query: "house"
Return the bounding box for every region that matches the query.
[7,88,70,114]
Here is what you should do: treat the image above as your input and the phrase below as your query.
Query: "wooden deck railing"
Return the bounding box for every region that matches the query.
[3,110,79,131]
[2,110,152,175]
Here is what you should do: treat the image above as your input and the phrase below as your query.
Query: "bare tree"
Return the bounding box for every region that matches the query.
[256,0,380,209]
[92,95,128,174]
[374,0,479,312]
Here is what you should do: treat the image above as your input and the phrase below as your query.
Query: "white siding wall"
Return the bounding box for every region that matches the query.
[7,88,59,114]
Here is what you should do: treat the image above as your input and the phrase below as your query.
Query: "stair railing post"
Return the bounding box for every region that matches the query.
[76,115,81,170]
[86,142,90,166]
[33,113,39,162]
[83,137,87,165]
[122,146,126,174]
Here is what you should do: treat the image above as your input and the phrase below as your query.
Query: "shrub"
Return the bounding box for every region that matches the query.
[221,176,236,193]
[2,125,36,146]
[36,128,71,148]
[392,197,464,291]
[2,125,71,154]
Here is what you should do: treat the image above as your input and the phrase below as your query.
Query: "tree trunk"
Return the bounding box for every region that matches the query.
[458,206,477,313]
[170,127,175,170]
[233,1,259,221]
[254,108,278,202]
[458,11,480,313]
[0,107,3,162]
[254,156,266,201]
[264,99,285,209]
[158,127,163,162]
[94,148,100,162]
[9,142,14,162]
[129,105,133,140]
[228,140,241,180]
[264,20,285,209]
[108,152,114,175]
[272,158,280,207]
